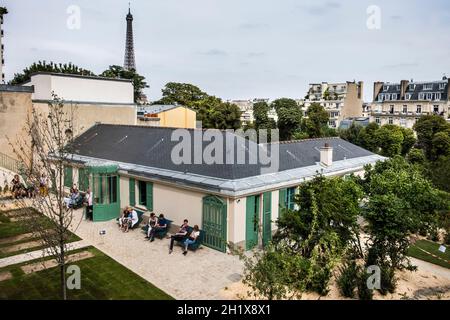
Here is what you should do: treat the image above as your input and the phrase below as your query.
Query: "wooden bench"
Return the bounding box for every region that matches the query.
[116,208,145,230]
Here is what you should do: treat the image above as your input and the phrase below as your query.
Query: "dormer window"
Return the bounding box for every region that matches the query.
[385,94,391,100]
[439,83,446,90]
[435,93,442,100]
[423,84,433,90]
[383,85,389,91]
[409,84,416,90]
[378,94,384,102]
[405,93,411,100]
[392,93,398,100]
[419,93,425,100]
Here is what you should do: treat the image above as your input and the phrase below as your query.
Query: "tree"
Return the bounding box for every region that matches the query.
[374,125,405,157]
[362,157,447,271]
[9,61,95,85]
[414,115,450,160]
[357,122,380,153]
[100,65,148,104]
[302,103,329,138]
[193,96,241,130]
[156,82,208,107]
[8,94,79,300]
[274,175,363,295]
[276,107,302,141]
[271,98,298,113]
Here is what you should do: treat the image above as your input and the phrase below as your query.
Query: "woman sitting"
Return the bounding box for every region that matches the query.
[182,225,200,256]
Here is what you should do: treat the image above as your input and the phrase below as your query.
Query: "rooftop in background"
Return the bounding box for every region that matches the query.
[22,72,135,105]
[67,124,384,195]
[138,105,187,114]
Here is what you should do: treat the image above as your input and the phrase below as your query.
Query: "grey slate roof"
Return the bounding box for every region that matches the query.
[71,124,377,180]
[376,80,449,101]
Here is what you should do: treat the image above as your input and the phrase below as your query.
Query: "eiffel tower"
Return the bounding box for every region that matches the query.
[124,4,136,71]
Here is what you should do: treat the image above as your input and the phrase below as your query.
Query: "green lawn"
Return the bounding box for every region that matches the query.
[0,208,81,258]
[408,240,450,269]
[0,247,173,300]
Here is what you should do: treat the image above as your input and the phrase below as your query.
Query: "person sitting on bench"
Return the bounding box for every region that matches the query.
[145,213,158,239]
[148,214,168,242]
[182,225,200,256]
[63,184,79,208]
[169,219,189,254]
[118,207,130,230]
[124,207,139,232]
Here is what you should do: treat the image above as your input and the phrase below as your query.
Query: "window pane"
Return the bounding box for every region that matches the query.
[138,181,147,206]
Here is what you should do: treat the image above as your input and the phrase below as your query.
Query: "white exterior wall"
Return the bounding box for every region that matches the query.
[229,197,247,245]
[26,74,134,104]
[152,182,205,228]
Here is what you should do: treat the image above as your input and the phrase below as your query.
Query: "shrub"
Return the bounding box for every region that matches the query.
[337,260,358,298]
[445,232,450,246]
[427,228,440,242]
[379,265,397,295]
[357,269,373,300]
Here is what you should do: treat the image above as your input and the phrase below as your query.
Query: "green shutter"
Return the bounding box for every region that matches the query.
[129,178,135,207]
[64,166,73,188]
[263,192,272,247]
[146,182,153,211]
[278,188,287,216]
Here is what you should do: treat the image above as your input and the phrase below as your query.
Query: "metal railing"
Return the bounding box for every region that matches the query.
[0,152,22,173]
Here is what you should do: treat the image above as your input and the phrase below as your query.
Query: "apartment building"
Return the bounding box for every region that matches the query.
[230,98,278,124]
[303,81,364,128]
[370,77,450,129]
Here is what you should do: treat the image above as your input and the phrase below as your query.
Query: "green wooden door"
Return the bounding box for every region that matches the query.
[263,192,272,247]
[246,195,260,250]
[146,182,153,211]
[278,188,287,217]
[64,166,73,188]
[202,196,227,252]
[91,165,120,222]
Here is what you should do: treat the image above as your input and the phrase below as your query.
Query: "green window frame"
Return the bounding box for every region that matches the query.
[138,181,147,206]
[286,187,296,210]
[78,168,89,191]
[64,166,73,188]
[137,180,153,211]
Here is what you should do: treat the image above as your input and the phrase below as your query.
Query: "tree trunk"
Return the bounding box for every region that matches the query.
[60,263,66,300]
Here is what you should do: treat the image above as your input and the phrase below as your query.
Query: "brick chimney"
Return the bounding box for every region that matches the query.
[373,82,384,102]
[400,80,409,100]
[320,143,333,167]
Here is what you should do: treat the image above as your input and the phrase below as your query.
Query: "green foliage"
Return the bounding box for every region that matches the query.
[302,103,330,138]
[271,98,298,112]
[156,83,241,129]
[339,123,415,157]
[357,270,373,300]
[0,7,8,15]
[336,260,359,298]
[407,148,426,165]
[192,96,242,130]
[414,115,450,161]
[157,82,208,107]
[276,107,302,141]
[362,157,446,271]
[100,65,148,104]
[9,61,95,86]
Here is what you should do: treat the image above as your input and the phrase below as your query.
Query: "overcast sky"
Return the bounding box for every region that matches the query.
[3,0,450,101]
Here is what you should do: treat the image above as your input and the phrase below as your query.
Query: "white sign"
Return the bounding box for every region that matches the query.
[438,245,446,253]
